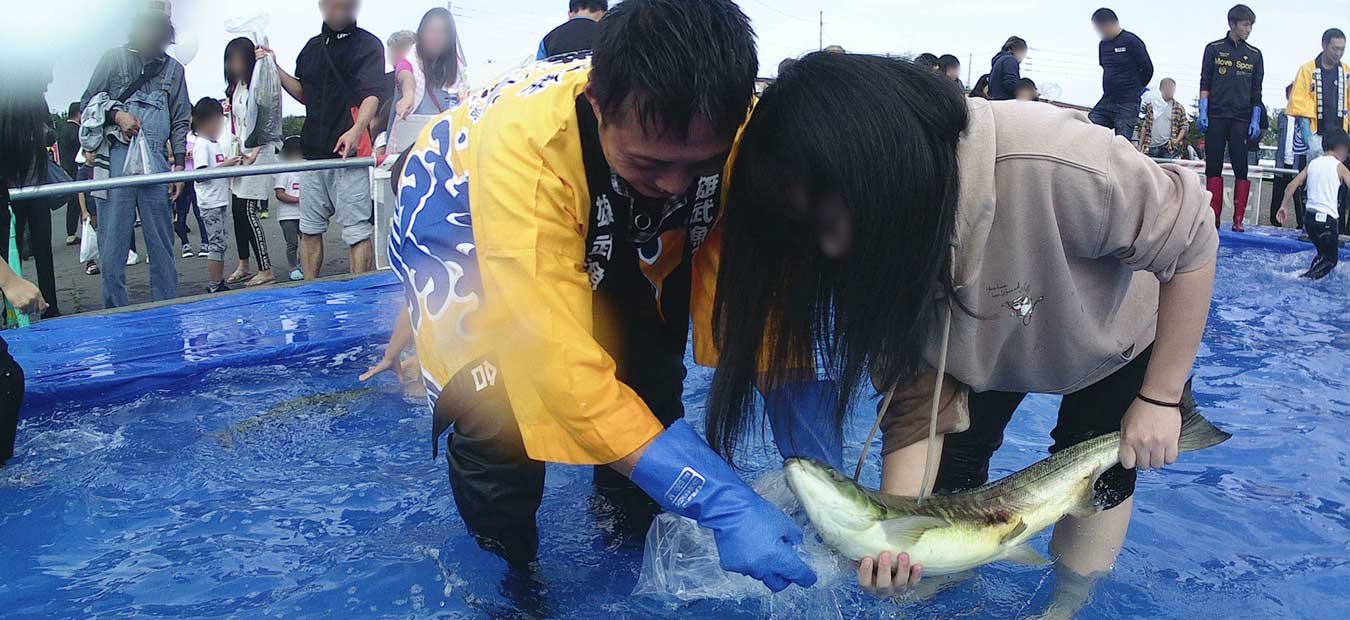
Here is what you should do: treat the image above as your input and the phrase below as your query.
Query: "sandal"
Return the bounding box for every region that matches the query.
[85,262,100,275]
[225,270,254,285]
[245,275,276,287]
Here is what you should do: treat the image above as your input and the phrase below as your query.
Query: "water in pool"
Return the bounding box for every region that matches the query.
[1,241,1347,619]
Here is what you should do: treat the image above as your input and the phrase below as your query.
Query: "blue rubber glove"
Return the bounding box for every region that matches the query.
[766,380,844,469]
[1248,106,1263,141]
[1198,98,1209,133]
[631,420,818,592]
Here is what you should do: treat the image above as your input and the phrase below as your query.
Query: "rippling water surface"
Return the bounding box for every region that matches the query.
[1,243,1347,619]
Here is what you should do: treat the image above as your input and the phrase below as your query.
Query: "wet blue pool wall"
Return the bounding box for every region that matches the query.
[8,275,403,418]
[4,226,1340,419]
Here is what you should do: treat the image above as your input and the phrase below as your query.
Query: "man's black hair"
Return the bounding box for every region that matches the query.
[1323,129,1350,154]
[938,54,961,72]
[1324,28,1346,47]
[706,53,970,461]
[570,0,608,12]
[914,53,940,69]
[590,0,757,138]
[1018,77,1038,90]
[1002,36,1027,53]
[1091,8,1118,24]
[1227,4,1255,25]
[67,101,82,118]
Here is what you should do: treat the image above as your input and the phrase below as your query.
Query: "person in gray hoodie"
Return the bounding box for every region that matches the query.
[706,53,1216,610]
[988,36,1027,100]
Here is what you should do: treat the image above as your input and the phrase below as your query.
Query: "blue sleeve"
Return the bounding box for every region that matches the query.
[999,58,1021,94]
[537,39,548,61]
[1132,36,1154,89]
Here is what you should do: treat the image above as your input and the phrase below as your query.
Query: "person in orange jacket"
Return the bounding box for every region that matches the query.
[388,0,819,592]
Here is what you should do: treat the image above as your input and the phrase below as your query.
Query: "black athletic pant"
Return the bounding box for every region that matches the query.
[1303,214,1339,280]
[231,197,271,271]
[0,348,23,467]
[443,240,691,567]
[934,347,1175,510]
[9,202,59,317]
[65,195,81,238]
[1205,117,1250,181]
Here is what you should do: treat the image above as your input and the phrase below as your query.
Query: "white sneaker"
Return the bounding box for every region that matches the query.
[126,250,140,266]
[182,244,193,258]
[197,246,209,258]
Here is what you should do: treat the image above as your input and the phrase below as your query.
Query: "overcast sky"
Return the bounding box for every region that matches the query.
[15,0,1350,115]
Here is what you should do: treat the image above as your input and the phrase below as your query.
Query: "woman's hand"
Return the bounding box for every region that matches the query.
[255,45,274,63]
[857,551,922,597]
[241,148,259,165]
[395,97,414,120]
[1118,398,1181,471]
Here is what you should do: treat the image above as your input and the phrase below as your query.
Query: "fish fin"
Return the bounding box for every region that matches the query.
[1004,543,1052,567]
[1177,405,1232,453]
[998,518,1028,545]
[878,516,949,547]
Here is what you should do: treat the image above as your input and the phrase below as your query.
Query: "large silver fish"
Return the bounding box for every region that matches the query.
[784,408,1231,575]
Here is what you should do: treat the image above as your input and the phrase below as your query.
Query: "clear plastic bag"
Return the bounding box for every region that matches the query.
[633,469,853,618]
[78,220,99,264]
[122,132,154,176]
[224,14,283,148]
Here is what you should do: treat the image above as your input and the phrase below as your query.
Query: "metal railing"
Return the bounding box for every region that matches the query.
[7,157,377,202]
[1150,157,1299,177]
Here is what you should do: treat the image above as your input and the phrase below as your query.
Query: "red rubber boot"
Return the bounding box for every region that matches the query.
[1232,179,1251,232]
[1206,177,1225,229]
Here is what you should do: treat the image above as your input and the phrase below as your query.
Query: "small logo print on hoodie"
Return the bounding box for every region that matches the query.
[988,282,1044,327]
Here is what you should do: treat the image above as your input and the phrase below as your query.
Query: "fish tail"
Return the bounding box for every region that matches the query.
[1177,404,1231,453]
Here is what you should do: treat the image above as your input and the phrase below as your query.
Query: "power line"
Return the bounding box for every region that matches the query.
[746,0,819,23]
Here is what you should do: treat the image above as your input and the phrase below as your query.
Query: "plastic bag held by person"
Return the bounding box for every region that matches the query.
[224,14,283,148]
[122,133,155,176]
[78,221,99,264]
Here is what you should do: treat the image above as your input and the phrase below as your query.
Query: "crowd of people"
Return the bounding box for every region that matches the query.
[1,1,1349,617]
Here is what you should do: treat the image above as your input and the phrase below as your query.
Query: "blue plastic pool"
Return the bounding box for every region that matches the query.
[1,230,1347,619]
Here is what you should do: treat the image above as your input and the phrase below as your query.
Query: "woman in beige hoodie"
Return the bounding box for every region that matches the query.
[706,53,1218,603]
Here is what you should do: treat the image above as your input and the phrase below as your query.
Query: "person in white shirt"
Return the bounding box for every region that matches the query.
[273,136,306,282]
[190,98,243,293]
[1279,129,1350,280]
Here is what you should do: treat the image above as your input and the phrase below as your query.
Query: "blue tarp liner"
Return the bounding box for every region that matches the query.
[0,226,1334,418]
[7,273,402,417]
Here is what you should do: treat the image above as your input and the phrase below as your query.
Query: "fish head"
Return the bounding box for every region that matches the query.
[784,458,880,537]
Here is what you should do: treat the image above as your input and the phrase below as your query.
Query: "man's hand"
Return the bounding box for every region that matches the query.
[334,126,365,159]
[858,551,923,598]
[0,275,47,315]
[114,111,141,140]
[1118,398,1182,470]
[1276,206,1289,227]
[169,182,183,202]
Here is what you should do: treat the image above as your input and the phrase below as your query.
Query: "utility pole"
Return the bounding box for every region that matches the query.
[819,11,823,50]
[967,53,973,85]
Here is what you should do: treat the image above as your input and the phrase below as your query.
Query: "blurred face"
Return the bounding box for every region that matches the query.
[227,50,250,83]
[320,0,360,28]
[131,19,172,54]
[198,115,224,141]
[1161,80,1176,100]
[419,18,452,57]
[1013,48,1027,62]
[1015,86,1037,101]
[389,42,412,66]
[1230,20,1253,41]
[944,65,961,81]
[1325,37,1346,66]
[786,187,852,259]
[1093,22,1119,40]
[586,91,734,200]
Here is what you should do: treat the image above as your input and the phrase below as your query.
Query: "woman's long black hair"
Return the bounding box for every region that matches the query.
[0,62,50,193]
[415,8,460,91]
[224,37,257,99]
[705,52,969,461]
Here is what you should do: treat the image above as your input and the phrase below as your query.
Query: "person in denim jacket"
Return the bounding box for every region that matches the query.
[79,9,189,308]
